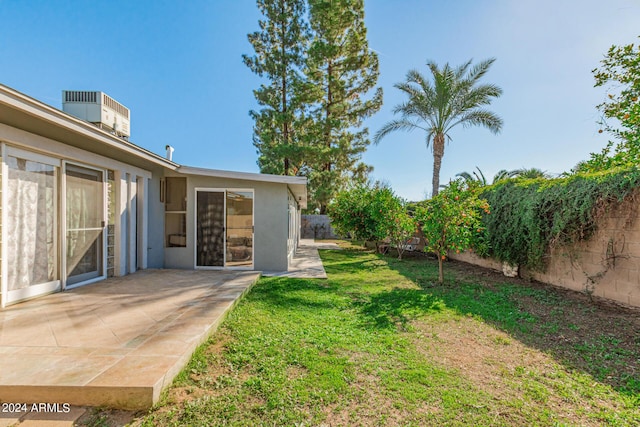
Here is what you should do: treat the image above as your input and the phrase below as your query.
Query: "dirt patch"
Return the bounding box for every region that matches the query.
[76,408,141,427]
[321,351,441,426]
[446,258,640,392]
[412,317,622,427]
[286,365,309,381]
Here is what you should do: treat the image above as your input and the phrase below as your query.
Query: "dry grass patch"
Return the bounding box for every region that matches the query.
[412,317,625,426]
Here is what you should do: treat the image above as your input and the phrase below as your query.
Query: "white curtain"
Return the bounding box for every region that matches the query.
[7,156,56,290]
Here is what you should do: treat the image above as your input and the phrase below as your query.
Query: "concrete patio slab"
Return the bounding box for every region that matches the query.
[263,239,339,279]
[3,405,87,427]
[0,269,259,410]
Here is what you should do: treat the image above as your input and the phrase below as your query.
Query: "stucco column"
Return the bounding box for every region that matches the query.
[137,176,148,270]
[128,176,137,273]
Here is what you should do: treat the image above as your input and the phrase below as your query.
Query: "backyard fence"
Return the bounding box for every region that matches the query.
[301,215,340,239]
[449,191,640,308]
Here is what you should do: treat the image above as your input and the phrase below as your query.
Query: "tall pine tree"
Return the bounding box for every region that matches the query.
[305,0,382,213]
[243,0,309,176]
[244,0,381,212]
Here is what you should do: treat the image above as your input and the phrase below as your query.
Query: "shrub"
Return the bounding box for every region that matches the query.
[387,202,416,260]
[415,179,489,283]
[479,168,640,270]
[328,184,415,254]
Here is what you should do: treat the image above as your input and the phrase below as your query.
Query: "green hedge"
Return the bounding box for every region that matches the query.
[479,167,640,270]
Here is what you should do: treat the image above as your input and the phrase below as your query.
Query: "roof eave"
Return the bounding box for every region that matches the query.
[178,165,307,209]
[0,83,179,170]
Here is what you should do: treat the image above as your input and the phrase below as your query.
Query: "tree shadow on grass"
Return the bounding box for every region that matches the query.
[382,255,640,399]
[247,276,347,311]
[356,288,445,330]
[321,254,388,275]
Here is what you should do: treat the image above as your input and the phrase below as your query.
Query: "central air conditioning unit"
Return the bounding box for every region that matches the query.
[62,90,131,138]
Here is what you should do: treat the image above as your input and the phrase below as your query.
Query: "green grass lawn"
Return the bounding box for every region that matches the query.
[129,245,639,426]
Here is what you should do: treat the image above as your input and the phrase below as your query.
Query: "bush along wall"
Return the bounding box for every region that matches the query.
[478,167,640,271]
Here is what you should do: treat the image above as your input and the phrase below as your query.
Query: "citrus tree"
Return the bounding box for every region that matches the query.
[385,196,416,260]
[594,37,640,147]
[328,184,415,256]
[328,184,389,247]
[415,180,489,283]
[578,36,640,172]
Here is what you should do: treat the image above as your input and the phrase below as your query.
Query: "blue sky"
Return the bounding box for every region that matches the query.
[1,0,639,201]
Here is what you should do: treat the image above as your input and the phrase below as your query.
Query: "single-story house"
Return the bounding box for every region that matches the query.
[0,83,306,307]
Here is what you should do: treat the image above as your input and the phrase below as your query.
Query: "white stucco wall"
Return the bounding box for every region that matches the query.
[0,124,153,305]
[146,169,166,268]
[159,172,290,272]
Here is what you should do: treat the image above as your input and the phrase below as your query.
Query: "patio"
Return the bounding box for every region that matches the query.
[0,269,260,410]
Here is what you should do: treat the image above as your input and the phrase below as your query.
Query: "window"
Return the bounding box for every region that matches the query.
[164,177,186,247]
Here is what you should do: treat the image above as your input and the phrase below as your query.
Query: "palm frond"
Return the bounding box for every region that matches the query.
[405,69,431,92]
[466,58,497,82]
[492,169,520,183]
[456,166,488,186]
[474,166,487,185]
[453,59,473,81]
[447,109,503,134]
[373,118,427,144]
[512,168,551,179]
[456,171,474,181]
[461,84,503,109]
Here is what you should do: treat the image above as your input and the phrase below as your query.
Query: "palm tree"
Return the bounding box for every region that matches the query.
[456,166,488,186]
[456,166,517,186]
[374,59,503,196]
[511,167,551,179]
[493,169,517,182]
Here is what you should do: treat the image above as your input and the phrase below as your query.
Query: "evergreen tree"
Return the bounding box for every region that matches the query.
[305,0,383,213]
[243,0,309,176]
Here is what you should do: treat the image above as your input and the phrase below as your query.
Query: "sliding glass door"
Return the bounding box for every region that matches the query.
[5,153,60,304]
[65,164,105,286]
[1,150,109,306]
[196,189,254,268]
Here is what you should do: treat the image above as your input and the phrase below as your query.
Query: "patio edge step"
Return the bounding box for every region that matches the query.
[0,272,260,410]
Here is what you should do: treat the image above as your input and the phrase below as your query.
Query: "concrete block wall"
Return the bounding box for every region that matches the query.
[449,194,640,308]
[301,215,339,239]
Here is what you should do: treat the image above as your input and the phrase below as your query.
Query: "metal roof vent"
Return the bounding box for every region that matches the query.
[62,90,131,139]
[165,145,175,161]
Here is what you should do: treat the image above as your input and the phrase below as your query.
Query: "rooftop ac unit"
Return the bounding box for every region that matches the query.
[62,90,131,138]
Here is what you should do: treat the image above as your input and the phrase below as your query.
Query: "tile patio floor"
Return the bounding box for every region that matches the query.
[0,269,259,411]
[0,240,332,418]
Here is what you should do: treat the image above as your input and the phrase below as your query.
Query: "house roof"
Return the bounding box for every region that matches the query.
[0,84,307,208]
[179,166,307,208]
[0,84,178,171]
